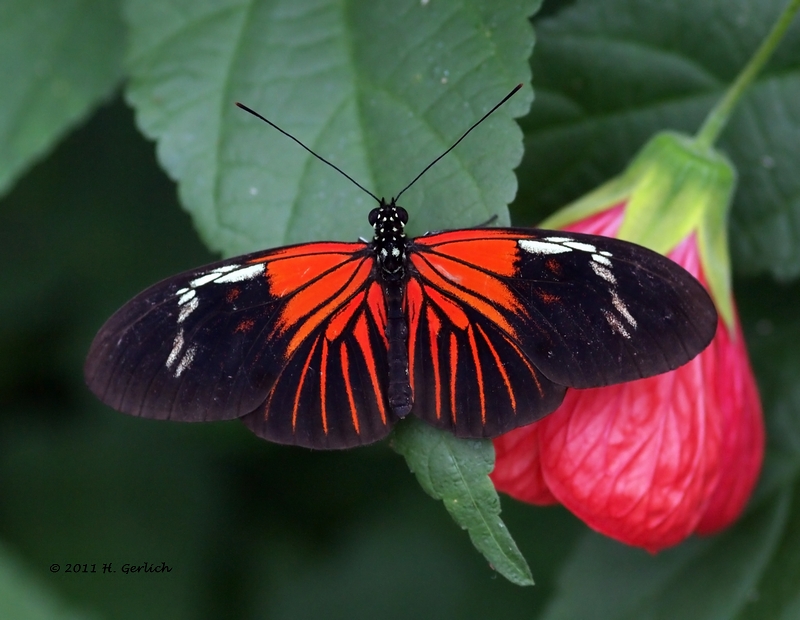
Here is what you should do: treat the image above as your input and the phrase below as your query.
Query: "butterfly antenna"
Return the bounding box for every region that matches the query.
[394,83,523,202]
[235,102,381,204]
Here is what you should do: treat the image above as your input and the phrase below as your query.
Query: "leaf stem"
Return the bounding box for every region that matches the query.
[695,0,800,149]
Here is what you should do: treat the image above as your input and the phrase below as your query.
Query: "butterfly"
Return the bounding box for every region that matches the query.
[84,85,718,449]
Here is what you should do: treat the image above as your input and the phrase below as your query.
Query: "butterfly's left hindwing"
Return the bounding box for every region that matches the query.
[84,241,393,448]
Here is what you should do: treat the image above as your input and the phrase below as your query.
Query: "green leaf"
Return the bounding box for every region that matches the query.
[123,0,536,256]
[513,0,800,280]
[539,486,791,620]
[392,418,534,587]
[0,0,125,197]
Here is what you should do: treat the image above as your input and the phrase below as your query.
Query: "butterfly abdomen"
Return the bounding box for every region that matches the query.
[384,281,413,417]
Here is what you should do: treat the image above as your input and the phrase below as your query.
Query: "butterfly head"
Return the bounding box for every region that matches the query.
[369,197,409,279]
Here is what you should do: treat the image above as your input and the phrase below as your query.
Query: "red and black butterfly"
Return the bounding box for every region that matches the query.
[84,86,718,449]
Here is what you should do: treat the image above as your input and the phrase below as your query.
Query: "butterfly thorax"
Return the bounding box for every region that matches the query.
[369,198,410,282]
[368,197,413,417]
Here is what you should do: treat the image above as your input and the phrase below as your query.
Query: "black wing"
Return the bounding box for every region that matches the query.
[84,241,396,448]
[404,228,717,437]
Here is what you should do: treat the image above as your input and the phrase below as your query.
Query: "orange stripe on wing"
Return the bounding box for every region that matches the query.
[418,236,519,277]
[320,338,329,435]
[427,307,442,420]
[326,291,365,341]
[339,342,360,435]
[475,323,517,413]
[291,335,319,433]
[353,313,388,426]
[449,331,458,426]
[502,332,544,398]
[410,254,518,338]
[423,285,469,329]
[466,326,486,426]
[281,259,373,357]
[258,243,364,296]
[366,282,388,348]
[405,279,424,395]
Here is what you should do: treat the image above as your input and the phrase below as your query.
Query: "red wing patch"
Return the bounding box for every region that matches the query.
[244,257,395,449]
[405,232,566,438]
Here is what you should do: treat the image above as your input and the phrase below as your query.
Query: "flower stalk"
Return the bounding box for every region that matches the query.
[695,0,800,149]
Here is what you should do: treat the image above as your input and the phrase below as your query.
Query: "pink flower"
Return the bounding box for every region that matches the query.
[492,198,764,552]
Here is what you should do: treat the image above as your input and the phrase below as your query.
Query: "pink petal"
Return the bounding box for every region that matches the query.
[491,423,558,505]
[669,237,765,533]
[695,307,764,533]
[537,352,723,552]
[561,203,626,237]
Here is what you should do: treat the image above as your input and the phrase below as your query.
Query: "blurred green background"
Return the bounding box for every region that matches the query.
[3,0,800,618]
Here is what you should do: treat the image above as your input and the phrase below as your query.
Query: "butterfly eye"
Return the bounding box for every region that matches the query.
[368,208,380,226]
[395,206,408,224]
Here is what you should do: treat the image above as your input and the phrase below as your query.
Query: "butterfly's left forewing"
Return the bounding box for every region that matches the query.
[406,228,717,438]
[85,241,394,448]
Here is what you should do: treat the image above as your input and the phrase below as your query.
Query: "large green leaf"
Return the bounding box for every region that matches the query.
[0,0,125,197]
[124,0,536,256]
[514,0,800,280]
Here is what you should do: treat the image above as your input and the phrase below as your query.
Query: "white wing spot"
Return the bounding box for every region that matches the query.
[178,289,197,305]
[611,290,637,327]
[543,236,572,243]
[600,250,612,257]
[590,261,616,284]
[166,329,185,369]
[175,345,197,378]
[190,272,223,288]
[177,296,199,324]
[564,241,596,253]
[518,239,572,255]
[215,263,265,283]
[603,310,631,338]
[211,265,239,274]
[592,254,612,267]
